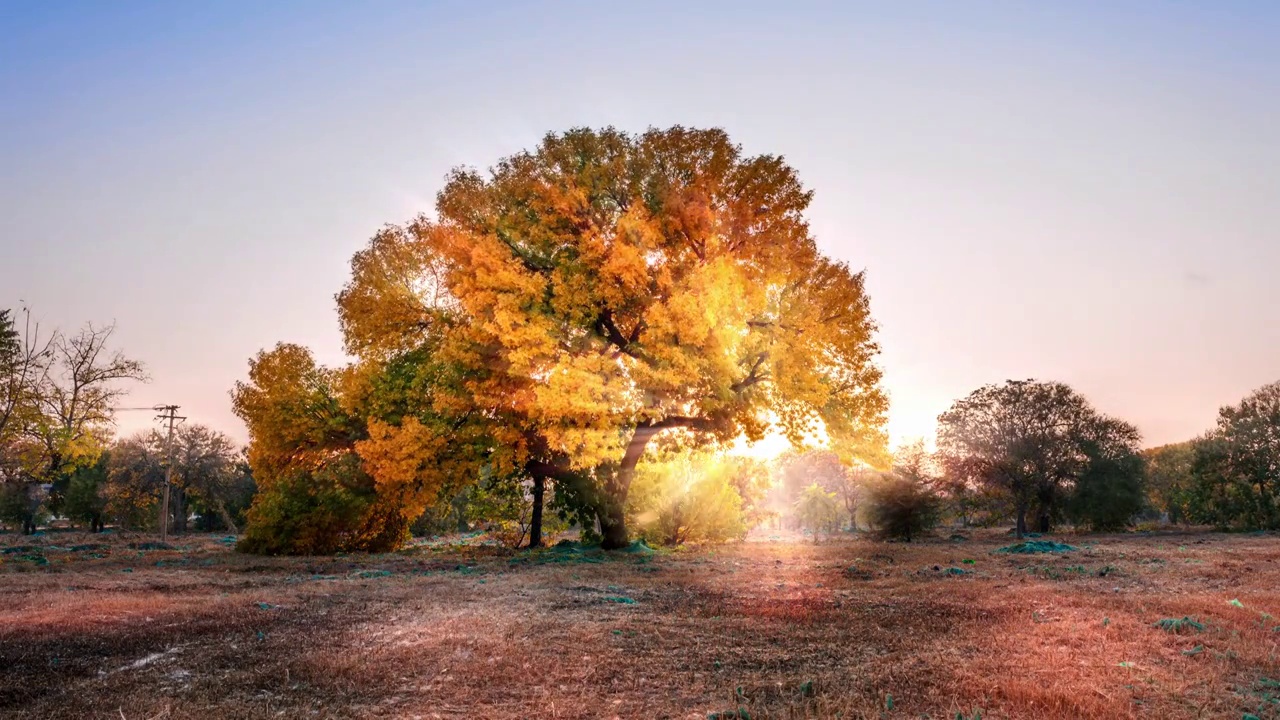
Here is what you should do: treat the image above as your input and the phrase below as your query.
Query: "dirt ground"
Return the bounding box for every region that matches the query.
[1,528,1278,720]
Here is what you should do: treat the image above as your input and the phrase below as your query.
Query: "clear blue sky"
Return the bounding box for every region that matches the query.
[2,1,1277,447]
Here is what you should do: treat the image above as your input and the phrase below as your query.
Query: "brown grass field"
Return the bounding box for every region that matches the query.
[2,529,1279,720]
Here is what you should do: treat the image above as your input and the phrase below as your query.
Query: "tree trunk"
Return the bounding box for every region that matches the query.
[1037,511,1050,534]
[597,424,663,550]
[215,500,239,535]
[528,473,545,549]
[1015,504,1027,539]
[171,487,187,535]
[21,513,35,535]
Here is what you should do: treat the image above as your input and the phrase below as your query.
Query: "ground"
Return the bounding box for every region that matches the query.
[2,529,1279,720]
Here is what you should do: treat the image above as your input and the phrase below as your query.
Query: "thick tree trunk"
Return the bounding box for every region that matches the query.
[597,424,664,550]
[1037,511,1051,534]
[21,513,35,535]
[528,473,545,549]
[599,502,629,550]
[1015,504,1027,539]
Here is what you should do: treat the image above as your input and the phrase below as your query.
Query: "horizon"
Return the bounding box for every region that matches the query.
[3,1,1278,451]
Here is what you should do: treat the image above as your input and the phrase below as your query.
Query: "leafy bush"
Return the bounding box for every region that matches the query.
[627,454,747,546]
[860,473,940,542]
[237,454,407,555]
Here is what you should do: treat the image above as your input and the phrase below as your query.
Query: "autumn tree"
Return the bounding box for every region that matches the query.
[937,380,1142,538]
[317,126,887,549]
[231,344,412,554]
[1189,381,1280,530]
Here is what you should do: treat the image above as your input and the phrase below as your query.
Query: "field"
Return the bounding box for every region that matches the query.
[2,530,1279,720]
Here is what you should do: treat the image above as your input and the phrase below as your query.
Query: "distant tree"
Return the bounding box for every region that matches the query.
[64,453,110,532]
[938,380,1143,538]
[1066,432,1146,531]
[0,318,146,533]
[861,474,940,542]
[1188,381,1280,530]
[777,450,862,530]
[105,432,164,529]
[1144,441,1197,523]
[859,441,941,541]
[794,482,841,542]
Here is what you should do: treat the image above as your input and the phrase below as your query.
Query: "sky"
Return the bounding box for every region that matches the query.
[2,1,1278,450]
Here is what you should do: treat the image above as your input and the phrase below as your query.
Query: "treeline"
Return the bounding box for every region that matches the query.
[0,307,254,535]
[796,378,1279,539]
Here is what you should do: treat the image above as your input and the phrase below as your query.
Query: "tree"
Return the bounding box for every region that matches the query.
[0,318,146,533]
[776,449,862,530]
[937,380,1142,538]
[232,344,409,554]
[861,474,940,542]
[1144,441,1196,523]
[794,483,841,541]
[270,125,887,551]
[104,432,165,530]
[1188,381,1280,530]
[64,453,110,532]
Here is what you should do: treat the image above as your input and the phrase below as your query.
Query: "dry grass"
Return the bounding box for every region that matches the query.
[2,528,1279,719]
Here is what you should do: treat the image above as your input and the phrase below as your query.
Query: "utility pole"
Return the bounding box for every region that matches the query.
[155,405,185,541]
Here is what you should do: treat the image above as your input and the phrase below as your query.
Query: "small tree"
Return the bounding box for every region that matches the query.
[64,453,110,532]
[861,472,940,542]
[794,482,840,542]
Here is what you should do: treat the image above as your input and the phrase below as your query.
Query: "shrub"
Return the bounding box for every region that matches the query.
[627,454,746,546]
[237,454,407,555]
[861,473,940,542]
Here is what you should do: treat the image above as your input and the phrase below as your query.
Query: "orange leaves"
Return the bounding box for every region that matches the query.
[356,418,450,520]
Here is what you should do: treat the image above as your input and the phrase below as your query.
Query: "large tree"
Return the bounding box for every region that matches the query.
[937,379,1142,537]
[332,126,886,548]
[1190,381,1280,530]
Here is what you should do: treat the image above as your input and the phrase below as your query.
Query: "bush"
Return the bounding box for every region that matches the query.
[627,454,746,546]
[237,454,407,555]
[860,474,940,542]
